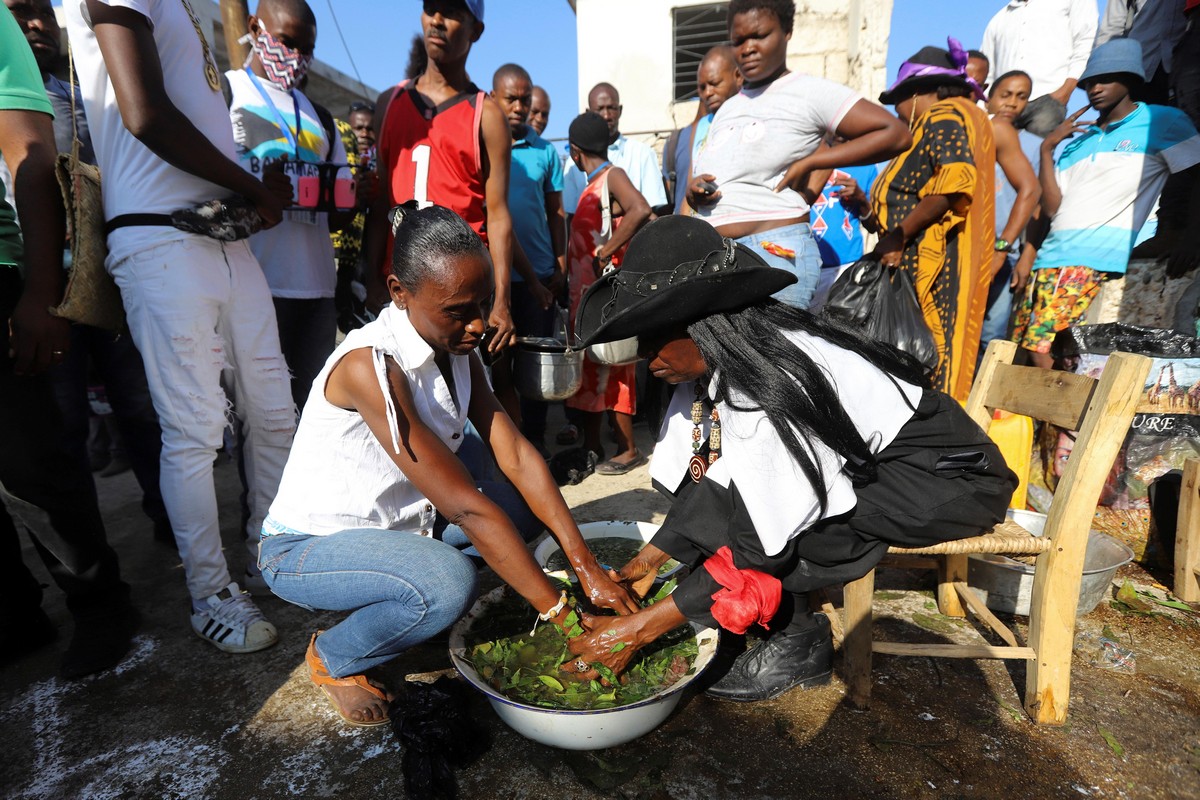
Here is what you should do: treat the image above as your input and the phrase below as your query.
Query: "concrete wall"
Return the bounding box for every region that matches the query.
[574,0,894,147]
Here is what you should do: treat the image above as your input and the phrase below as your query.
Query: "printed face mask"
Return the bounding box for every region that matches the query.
[252,29,312,91]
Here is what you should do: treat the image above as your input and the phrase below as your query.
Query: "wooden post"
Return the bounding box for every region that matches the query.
[220,0,251,70]
[842,569,876,709]
[1024,352,1150,724]
[1176,459,1200,603]
[964,339,1016,430]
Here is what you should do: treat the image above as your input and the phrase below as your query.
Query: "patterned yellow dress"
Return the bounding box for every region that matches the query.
[871,97,995,402]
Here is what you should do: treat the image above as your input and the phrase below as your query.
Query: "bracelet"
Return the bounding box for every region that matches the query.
[531,589,569,635]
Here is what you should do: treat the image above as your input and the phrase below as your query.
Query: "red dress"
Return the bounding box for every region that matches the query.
[566,166,637,416]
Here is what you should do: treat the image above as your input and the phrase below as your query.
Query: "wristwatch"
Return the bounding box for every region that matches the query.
[994,237,1013,253]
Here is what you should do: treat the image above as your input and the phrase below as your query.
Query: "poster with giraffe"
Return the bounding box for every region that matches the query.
[1058,324,1200,510]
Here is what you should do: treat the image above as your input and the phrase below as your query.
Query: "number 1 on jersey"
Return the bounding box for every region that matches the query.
[411,144,431,209]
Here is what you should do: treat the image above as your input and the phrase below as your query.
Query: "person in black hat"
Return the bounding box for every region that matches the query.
[563,111,653,475]
[870,38,996,404]
[563,215,1015,702]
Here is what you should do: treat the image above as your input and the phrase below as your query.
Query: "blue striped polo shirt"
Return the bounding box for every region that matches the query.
[1034,103,1200,275]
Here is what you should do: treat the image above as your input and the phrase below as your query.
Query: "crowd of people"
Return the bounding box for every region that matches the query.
[1,0,1198,726]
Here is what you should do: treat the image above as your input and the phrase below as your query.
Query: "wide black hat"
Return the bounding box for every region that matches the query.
[573,216,796,348]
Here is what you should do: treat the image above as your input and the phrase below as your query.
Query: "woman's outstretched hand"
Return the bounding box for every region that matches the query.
[575,560,642,615]
[617,543,672,600]
[564,612,644,684]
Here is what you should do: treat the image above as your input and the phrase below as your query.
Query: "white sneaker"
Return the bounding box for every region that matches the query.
[190,582,278,654]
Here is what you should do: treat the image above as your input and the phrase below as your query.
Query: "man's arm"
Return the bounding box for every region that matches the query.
[85,0,287,226]
[1051,0,1099,106]
[479,97,516,351]
[545,190,566,297]
[1,108,69,375]
[994,121,1041,275]
[635,143,668,209]
[1094,0,1125,46]
[1038,106,1092,217]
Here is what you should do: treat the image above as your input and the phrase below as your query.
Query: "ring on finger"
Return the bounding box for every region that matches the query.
[574,659,588,673]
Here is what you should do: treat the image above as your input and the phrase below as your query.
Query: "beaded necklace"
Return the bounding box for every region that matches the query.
[689,382,721,482]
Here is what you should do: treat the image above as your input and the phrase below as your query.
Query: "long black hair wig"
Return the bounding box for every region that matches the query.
[686,300,929,514]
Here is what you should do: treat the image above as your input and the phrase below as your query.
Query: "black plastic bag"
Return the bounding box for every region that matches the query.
[823,257,938,371]
[393,677,491,800]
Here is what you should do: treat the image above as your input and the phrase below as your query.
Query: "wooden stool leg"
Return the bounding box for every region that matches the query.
[937,554,968,617]
[843,568,876,709]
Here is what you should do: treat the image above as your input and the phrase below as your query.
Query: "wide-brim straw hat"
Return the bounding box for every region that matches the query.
[573,216,796,348]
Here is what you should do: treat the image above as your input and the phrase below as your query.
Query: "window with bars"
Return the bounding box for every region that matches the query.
[672,3,730,102]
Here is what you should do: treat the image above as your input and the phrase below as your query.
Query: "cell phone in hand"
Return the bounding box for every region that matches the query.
[478,327,498,366]
[698,180,718,195]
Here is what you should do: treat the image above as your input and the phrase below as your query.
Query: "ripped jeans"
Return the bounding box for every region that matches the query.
[110,236,295,600]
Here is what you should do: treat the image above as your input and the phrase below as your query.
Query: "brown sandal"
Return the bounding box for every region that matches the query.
[306,633,392,727]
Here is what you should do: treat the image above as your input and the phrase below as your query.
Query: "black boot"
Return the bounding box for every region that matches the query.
[705,613,832,702]
[60,602,140,680]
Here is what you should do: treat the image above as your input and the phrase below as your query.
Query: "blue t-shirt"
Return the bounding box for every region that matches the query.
[1034,103,1200,274]
[811,164,877,267]
[509,126,564,282]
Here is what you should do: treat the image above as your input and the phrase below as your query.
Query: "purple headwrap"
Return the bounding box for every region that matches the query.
[883,37,986,103]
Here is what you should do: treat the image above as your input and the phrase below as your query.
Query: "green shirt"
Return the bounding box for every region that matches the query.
[0,5,54,268]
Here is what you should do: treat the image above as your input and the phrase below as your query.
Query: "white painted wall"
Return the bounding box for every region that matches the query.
[574,0,894,147]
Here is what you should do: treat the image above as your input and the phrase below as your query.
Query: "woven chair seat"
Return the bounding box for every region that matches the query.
[886,519,1052,556]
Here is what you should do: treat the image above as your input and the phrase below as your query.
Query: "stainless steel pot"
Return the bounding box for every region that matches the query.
[513,336,583,401]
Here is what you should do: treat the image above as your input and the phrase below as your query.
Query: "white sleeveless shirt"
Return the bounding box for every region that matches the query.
[267,305,473,537]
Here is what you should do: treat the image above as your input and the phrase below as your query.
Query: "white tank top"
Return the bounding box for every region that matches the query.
[267,305,473,537]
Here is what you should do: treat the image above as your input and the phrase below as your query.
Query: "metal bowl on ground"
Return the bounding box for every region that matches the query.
[449,585,718,750]
[967,509,1134,616]
[512,336,583,402]
[533,519,684,581]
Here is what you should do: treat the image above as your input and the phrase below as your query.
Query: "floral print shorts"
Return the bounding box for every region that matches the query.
[1011,266,1106,354]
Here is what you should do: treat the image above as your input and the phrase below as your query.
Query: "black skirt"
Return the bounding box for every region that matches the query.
[651,390,1017,628]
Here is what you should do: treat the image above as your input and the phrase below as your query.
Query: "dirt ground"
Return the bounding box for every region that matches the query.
[2,412,1199,800]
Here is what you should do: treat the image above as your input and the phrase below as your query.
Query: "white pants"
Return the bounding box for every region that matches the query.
[109,236,295,600]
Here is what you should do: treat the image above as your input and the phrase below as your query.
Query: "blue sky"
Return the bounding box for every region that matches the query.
[56,1,1101,141]
[301,0,1109,141]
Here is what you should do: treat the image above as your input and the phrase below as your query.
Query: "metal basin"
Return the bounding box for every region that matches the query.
[967,509,1134,616]
[513,337,583,401]
[449,585,718,750]
[533,519,684,581]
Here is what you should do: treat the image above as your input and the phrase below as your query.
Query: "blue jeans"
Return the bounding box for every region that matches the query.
[735,222,822,310]
[259,527,478,677]
[258,481,542,675]
[980,254,1016,351]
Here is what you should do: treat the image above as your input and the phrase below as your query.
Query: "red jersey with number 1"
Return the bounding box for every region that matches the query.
[380,82,487,257]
